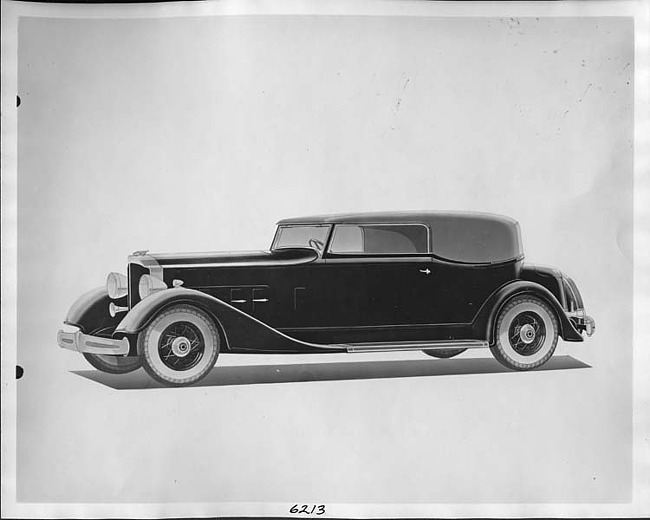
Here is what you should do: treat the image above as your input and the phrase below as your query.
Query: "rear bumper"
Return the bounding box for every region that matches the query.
[57,329,130,355]
[567,312,596,337]
[584,315,596,336]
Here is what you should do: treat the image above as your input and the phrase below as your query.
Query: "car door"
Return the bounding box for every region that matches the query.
[324,223,439,328]
[356,255,437,326]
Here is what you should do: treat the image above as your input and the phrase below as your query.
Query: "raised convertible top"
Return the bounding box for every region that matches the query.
[277,211,523,263]
[277,210,518,228]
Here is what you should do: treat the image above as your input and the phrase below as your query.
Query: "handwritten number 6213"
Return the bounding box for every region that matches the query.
[289,504,325,515]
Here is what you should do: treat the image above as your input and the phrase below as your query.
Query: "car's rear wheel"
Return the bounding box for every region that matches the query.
[83,327,141,374]
[139,305,219,387]
[490,295,558,370]
[422,348,467,359]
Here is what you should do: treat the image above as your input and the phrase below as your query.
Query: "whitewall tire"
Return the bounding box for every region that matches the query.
[490,296,558,370]
[139,305,220,386]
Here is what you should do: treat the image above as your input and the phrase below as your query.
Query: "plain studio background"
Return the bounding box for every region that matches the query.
[17,15,632,502]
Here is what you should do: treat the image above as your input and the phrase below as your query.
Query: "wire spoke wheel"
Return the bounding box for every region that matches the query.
[158,321,205,372]
[507,311,546,356]
[490,296,558,371]
[139,305,220,386]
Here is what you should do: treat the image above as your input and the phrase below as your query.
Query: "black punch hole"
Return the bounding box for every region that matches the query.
[17,95,21,107]
[16,365,24,379]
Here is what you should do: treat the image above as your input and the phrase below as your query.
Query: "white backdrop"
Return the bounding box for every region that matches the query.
[13,10,633,506]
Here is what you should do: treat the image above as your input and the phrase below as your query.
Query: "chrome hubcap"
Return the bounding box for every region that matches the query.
[171,336,192,357]
[519,324,536,344]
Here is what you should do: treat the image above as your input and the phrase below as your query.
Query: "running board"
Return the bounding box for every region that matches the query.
[346,340,489,353]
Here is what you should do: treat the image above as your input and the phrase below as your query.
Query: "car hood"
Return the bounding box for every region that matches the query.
[146,248,319,268]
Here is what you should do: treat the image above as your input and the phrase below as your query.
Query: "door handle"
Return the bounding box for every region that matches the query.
[419,268,431,275]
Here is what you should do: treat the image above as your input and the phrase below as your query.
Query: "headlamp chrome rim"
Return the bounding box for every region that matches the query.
[107,272,128,299]
[138,274,168,299]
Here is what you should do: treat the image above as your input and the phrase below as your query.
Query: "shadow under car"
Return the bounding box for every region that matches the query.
[72,355,591,390]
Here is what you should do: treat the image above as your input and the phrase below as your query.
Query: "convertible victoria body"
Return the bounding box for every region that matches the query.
[58,211,595,386]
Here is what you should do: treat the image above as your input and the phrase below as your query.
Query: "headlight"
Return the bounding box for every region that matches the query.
[138,274,168,299]
[107,272,128,299]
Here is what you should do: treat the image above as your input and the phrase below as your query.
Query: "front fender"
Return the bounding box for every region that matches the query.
[114,287,345,354]
[474,280,583,344]
[64,286,124,335]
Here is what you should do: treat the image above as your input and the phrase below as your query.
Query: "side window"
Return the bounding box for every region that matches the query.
[328,225,364,253]
[329,224,428,255]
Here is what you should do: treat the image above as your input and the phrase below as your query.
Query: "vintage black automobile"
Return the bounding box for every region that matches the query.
[58,212,595,386]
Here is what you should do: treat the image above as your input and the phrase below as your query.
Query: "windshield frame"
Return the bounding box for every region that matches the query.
[270,224,333,255]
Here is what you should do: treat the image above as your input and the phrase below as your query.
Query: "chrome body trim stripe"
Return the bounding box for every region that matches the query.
[323,255,433,264]
[151,250,270,260]
[153,261,310,269]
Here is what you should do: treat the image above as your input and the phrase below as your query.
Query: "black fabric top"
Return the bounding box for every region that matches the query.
[277,211,522,263]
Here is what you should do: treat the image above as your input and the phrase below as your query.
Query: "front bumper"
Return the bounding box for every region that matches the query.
[57,329,130,355]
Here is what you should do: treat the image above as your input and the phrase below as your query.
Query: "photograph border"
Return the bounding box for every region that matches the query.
[1,0,648,517]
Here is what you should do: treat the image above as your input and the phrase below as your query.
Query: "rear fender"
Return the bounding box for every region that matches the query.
[474,281,583,344]
[114,287,345,354]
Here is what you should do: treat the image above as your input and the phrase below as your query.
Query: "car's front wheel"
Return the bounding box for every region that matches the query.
[490,295,558,370]
[422,348,467,359]
[139,305,220,386]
